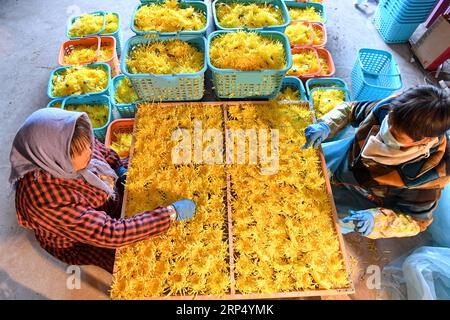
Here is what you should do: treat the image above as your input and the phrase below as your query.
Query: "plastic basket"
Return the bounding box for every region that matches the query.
[316,48,335,77]
[371,5,421,43]
[289,46,334,80]
[105,119,135,158]
[286,20,314,47]
[47,62,111,100]
[46,99,65,109]
[61,94,113,142]
[66,11,121,57]
[305,77,350,98]
[351,48,402,101]
[109,75,139,118]
[311,22,327,47]
[212,0,291,32]
[284,1,327,23]
[131,1,209,36]
[309,86,351,118]
[207,30,292,99]
[58,36,120,77]
[121,35,207,101]
[278,76,307,100]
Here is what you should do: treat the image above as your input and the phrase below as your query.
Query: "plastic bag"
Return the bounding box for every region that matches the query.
[382,246,450,300]
[428,184,450,248]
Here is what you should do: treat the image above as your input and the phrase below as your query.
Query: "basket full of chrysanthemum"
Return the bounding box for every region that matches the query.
[105,119,134,158]
[285,1,327,23]
[288,46,335,80]
[273,76,307,101]
[285,20,327,48]
[213,0,291,32]
[131,0,209,36]
[109,75,139,118]
[58,36,120,77]
[121,35,207,101]
[207,30,292,99]
[47,62,111,99]
[66,11,121,56]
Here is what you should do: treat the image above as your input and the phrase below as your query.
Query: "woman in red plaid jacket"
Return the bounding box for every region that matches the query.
[9,108,196,273]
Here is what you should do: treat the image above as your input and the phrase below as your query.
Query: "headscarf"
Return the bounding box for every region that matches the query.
[9,108,117,196]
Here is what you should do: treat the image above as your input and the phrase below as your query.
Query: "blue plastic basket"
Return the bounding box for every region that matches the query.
[371,5,422,44]
[47,62,111,100]
[284,1,327,24]
[67,11,121,56]
[208,30,292,99]
[212,0,291,32]
[109,75,138,118]
[278,76,307,101]
[351,48,402,101]
[305,77,350,98]
[46,99,65,108]
[121,35,207,101]
[61,94,113,142]
[309,86,351,118]
[131,1,209,36]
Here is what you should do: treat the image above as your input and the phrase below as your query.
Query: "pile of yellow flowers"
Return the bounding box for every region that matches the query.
[216,3,284,28]
[312,24,325,45]
[209,31,286,71]
[64,44,114,65]
[285,22,313,46]
[312,89,346,118]
[288,49,319,76]
[126,40,204,74]
[227,103,350,293]
[114,77,138,104]
[64,104,109,128]
[318,52,330,76]
[288,7,324,22]
[111,104,229,299]
[111,132,133,158]
[134,0,206,32]
[274,86,301,101]
[68,13,118,37]
[51,66,108,97]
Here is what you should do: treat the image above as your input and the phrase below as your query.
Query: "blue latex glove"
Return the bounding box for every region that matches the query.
[171,199,196,221]
[340,210,375,236]
[116,166,127,185]
[302,122,331,149]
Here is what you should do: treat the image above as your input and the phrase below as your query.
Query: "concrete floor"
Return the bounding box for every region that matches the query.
[0,0,437,299]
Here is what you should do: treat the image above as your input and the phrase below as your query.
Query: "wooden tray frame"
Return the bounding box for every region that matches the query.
[112,101,355,300]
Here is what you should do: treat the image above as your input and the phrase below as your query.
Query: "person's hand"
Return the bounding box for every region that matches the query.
[340,210,375,236]
[171,199,196,221]
[116,166,127,185]
[302,122,331,149]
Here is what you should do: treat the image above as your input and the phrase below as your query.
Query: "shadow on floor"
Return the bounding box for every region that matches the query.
[0,268,48,300]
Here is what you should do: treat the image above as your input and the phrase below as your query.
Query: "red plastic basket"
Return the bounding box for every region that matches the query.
[105,119,135,158]
[58,36,120,77]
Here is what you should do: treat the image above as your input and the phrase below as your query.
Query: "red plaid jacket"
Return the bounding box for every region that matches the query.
[15,139,171,272]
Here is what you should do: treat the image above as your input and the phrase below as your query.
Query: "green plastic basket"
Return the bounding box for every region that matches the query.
[212,0,291,32]
[47,62,111,100]
[131,0,209,36]
[66,11,121,56]
[109,75,138,118]
[61,94,113,142]
[207,30,292,99]
[121,35,207,102]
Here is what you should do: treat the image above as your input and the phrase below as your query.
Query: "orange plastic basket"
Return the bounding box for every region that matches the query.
[316,47,335,77]
[58,36,121,77]
[290,47,335,80]
[311,22,327,47]
[288,20,314,47]
[105,119,135,158]
[289,47,321,78]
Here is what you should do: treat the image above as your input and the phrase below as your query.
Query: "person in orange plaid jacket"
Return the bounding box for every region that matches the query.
[9,108,196,273]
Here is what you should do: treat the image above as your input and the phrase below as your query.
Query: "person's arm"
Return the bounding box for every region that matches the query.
[339,207,433,239]
[319,101,355,138]
[43,203,173,249]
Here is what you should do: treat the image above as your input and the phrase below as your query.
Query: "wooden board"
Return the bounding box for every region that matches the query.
[112,101,355,299]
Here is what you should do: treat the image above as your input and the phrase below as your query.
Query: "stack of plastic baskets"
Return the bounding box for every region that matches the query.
[66,11,122,56]
[131,0,209,36]
[207,30,292,99]
[212,0,291,32]
[351,48,402,101]
[372,0,439,43]
[121,35,207,102]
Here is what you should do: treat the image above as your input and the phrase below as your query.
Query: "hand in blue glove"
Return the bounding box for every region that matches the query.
[302,122,331,149]
[171,199,196,221]
[340,210,375,236]
[116,166,127,185]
